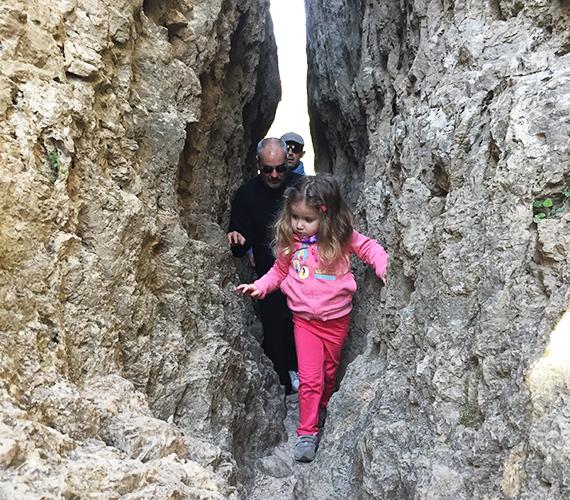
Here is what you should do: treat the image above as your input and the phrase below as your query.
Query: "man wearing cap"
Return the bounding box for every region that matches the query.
[227,138,301,394]
[281,132,306,176]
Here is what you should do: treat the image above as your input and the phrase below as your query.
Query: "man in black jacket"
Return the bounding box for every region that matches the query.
[228,137,301,394]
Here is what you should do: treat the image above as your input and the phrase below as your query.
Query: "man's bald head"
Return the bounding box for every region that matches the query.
[257,138,288,189]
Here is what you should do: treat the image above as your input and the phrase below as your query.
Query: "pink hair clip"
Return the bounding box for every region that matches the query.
[320,205,327,213]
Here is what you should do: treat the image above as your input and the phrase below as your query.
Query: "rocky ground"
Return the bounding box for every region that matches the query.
[250,393,308,499]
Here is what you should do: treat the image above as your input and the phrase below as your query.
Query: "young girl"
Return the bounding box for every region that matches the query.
[236,175,388,462]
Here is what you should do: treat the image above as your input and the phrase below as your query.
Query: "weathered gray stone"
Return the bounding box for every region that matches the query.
[303,0,569,498]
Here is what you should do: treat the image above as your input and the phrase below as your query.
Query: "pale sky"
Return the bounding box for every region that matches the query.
[267,0,314,174]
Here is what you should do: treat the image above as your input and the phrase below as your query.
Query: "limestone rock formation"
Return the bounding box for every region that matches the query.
[0,0,282,496]
[304,0,569,498]
[3,0,568,496]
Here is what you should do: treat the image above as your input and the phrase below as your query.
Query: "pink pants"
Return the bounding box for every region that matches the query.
[294,314,351,435]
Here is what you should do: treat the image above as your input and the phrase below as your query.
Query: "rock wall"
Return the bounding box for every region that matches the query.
[304,0,569,498]
[0,0,282,496]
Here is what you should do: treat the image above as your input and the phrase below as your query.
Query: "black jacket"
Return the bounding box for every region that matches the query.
[228,173,301,276]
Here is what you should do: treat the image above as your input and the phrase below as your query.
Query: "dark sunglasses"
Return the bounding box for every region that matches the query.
[260,163,287,174]
[286,143,303,154]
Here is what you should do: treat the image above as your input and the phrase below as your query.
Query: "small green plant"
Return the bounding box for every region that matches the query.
[533,187,570,223]
[459,375,483,429]
[46,150,63,182]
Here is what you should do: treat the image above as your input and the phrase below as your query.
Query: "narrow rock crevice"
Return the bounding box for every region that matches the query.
[1,0,569,497]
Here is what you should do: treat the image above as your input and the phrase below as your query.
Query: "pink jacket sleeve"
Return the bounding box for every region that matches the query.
[350,230,389,283]
[253,252,291,299]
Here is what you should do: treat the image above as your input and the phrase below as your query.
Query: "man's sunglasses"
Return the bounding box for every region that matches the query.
[260,163,287,174]
[286,143,303,154]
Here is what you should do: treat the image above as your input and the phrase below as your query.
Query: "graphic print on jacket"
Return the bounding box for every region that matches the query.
[292,243,337,281]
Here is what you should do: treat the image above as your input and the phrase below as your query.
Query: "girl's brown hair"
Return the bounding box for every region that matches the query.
[274,175,354,267]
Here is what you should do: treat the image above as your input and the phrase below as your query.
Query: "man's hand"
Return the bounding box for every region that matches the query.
[235,283,261,298]
[227,231,246,246]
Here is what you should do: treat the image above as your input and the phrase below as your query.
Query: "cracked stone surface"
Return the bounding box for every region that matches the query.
[304,0,569,498]
[1,0,568,497]
[0,0,283,496]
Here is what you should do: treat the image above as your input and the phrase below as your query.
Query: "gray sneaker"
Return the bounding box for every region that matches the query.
[294,434,318,462]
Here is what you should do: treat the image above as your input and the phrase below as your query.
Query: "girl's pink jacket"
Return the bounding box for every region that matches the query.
[253,230,389,321]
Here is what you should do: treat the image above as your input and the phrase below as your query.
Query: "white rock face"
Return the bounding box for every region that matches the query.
[0,0,283,496]
[305,1,569,498]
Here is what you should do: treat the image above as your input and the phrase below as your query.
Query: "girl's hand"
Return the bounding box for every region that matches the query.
[235,283,261,298]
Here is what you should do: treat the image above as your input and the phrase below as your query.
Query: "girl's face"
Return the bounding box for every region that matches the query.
[290,201,320,239]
